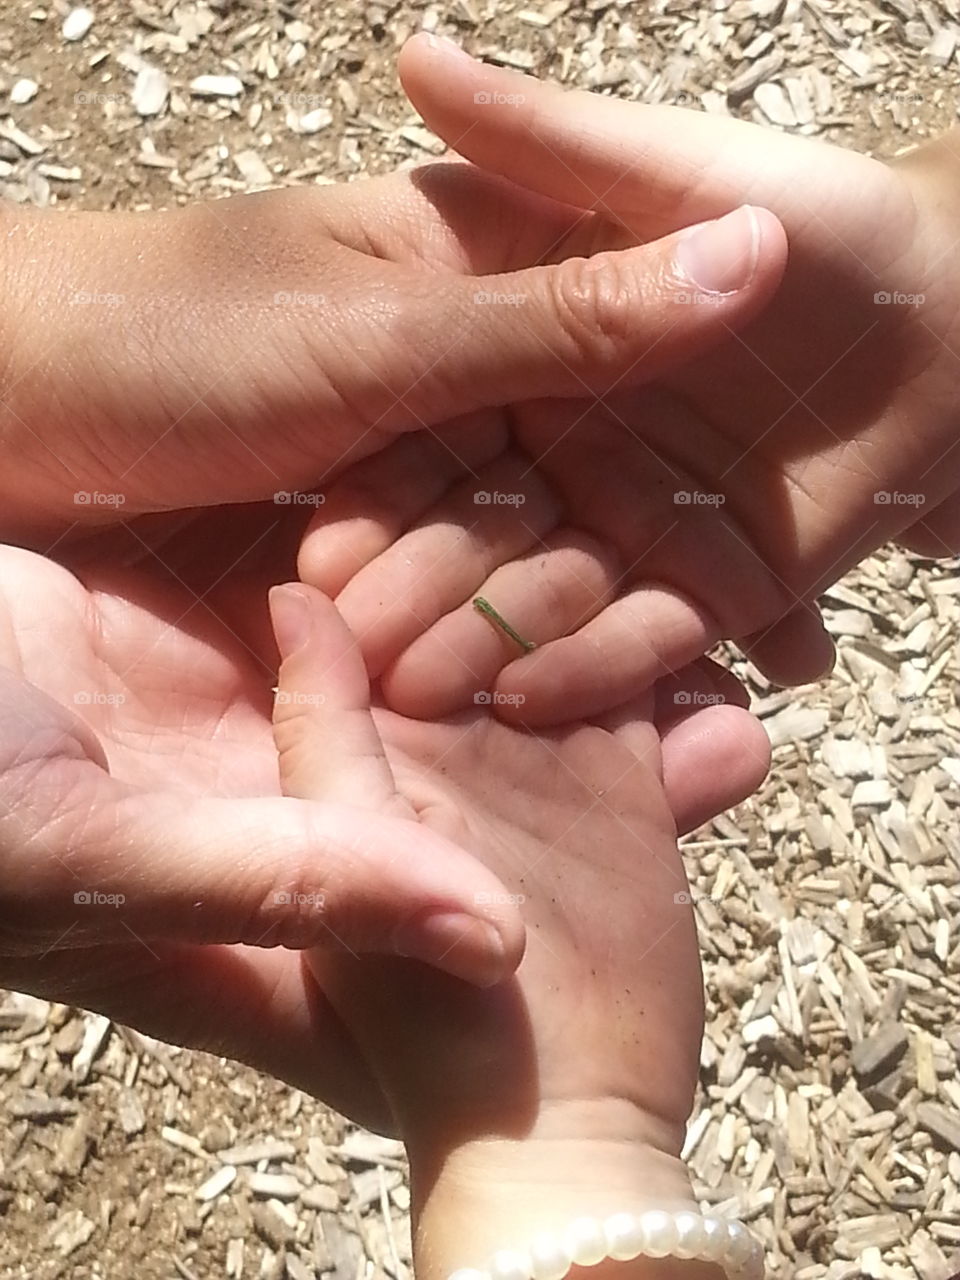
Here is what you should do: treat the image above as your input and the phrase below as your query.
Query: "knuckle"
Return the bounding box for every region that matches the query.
[550,251,653,366]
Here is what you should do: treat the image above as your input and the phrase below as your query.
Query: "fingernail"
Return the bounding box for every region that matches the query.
[675,205,761,295]
[270,584,312,662]
[423,33,469,57]
[393,909,510,989]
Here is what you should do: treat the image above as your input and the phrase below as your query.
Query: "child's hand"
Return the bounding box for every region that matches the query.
[270,583,768,1279]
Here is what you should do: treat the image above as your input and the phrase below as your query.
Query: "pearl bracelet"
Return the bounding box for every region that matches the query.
[447,1210,764,1280]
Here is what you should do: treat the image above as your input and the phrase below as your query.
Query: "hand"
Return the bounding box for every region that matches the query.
[328,35,960,721]
[0,533,532,1134]
[269,583,771,1276]
[0,162,783,546]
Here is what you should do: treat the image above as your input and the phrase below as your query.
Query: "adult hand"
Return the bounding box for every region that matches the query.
[0,162,783,545]
[0,530,766,1131]
[340,35,960,719]
[0,535,529,1131]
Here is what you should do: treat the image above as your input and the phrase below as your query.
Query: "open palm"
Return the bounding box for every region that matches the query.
[273,586,767,1278]
[0,516,538,1131]
[273,589,729,1243]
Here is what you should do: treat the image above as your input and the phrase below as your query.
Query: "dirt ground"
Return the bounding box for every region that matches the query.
[0,1,959,1278]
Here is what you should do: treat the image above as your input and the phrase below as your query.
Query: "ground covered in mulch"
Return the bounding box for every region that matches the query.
[1,1,959,1277]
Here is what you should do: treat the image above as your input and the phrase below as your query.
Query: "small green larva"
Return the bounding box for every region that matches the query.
[473,597,537,653]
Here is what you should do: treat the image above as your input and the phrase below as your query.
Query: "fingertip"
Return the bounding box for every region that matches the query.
[269,582,313,664]
[662,704,771,834]
[394,904,525,989]
[749,204,790,299]
[671,204,787,314]
[740,606,835,687]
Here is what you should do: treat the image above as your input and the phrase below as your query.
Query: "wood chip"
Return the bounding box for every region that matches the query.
[851,1023,909,1081]
[916,1102,960,1152]
[190,75,245,98]
[62,8,94,41]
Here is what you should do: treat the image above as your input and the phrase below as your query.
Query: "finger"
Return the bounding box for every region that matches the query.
[357,204,788,439]
[492,584,721,725]
[1,942,396,1135]
[268,583,527,987]
[297,412,504,598]
[587,661,769,832]
[661,705,771,834]
[380,530,618,719]
[653,655,752,726]
[738,604,835,687]
[270,583,398,809]
[0,667,523,986]
[331,452,560,678]
[398,34,857,237]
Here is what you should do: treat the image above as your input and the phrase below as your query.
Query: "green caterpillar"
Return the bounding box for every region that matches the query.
[473,597,537,653]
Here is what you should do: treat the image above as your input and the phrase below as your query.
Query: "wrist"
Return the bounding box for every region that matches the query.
[406,1099,723,1280]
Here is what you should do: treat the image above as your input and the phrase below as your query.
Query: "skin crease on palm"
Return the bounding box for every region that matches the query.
[272,583,732,1280]
[297,36,960,727]
[0,525,769,1137]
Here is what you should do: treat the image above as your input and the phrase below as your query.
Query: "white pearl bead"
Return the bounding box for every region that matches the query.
[449,1271,490,1280]
[726,1222,755,1269]
[491,1250,533,1280]
[673,1212,708,1259]
[562,1217,606,1266]
[603,1212,646,1262]
[638,1210,678,1259]
[699,1217,729,1263]
[740,1236,765,1280]
[528,1233,572,1280]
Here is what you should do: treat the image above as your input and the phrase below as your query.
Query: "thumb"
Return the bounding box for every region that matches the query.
[268,582,527,986]
[382,204,787,431]
[0,667,522,988]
